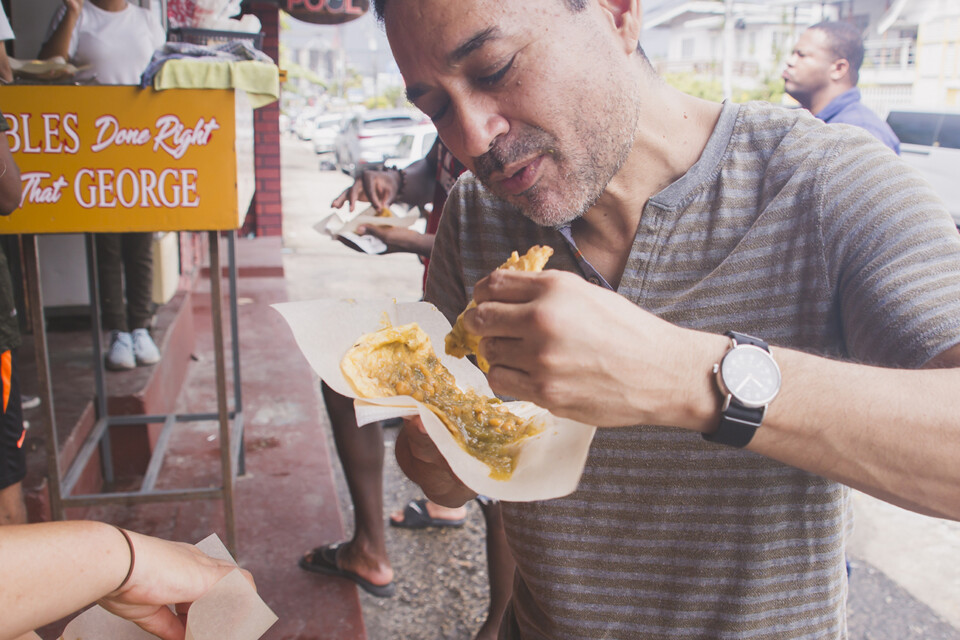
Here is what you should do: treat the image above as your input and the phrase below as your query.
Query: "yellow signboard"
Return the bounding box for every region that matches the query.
[0,85,254,233]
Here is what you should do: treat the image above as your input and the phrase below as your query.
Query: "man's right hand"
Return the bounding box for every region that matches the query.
[331,168,403,212]
[395,416,476,508]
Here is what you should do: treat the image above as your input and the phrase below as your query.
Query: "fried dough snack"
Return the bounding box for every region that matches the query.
[374,207,394,218]
[341,322,539,479]
[445,245,554,372]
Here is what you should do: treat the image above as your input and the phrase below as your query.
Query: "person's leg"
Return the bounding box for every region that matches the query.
[121,232,155,331]
[95,233,127,333]
[301,382,392,588]
[0,349,27,526]
[474,497,515,640]
[97,233,137,370]
[121,233,161,366]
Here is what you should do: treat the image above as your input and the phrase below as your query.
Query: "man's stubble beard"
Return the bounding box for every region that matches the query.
[473,92,639,228]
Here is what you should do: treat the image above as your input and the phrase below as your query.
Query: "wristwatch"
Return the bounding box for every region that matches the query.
[703,331,781,448]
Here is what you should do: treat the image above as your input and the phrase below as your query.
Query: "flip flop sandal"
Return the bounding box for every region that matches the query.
[389,498,467,529]
[299,542,396,598]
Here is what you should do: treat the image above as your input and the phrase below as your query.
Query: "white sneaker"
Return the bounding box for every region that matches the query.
[106,331,136,371]
[132,328,160,366]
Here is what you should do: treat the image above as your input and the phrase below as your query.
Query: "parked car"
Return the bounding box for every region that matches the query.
[292,110,316,141]
[384,124,438,170]
[334,110,428,176]
[886,109,960,227]
[312,113,347,155]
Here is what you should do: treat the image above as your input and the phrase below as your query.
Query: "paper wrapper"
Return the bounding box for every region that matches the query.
[59,534,277,640]
[273,298,596,502]
[315,205,419,237]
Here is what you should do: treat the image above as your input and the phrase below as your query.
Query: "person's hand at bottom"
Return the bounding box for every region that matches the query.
[99,530,255,640]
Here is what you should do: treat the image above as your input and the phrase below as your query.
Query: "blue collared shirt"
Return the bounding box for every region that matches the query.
[816,88,900,154]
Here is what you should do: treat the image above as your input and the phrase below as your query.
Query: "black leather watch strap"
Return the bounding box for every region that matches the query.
[703,332,770,448]
[704,402,764,447]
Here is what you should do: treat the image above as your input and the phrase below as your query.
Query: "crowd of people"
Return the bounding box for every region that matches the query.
[6,0,960,639]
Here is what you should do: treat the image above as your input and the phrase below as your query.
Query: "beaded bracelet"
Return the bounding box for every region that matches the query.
[114,526,136,591]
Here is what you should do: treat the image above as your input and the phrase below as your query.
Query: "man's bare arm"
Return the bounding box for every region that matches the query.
[748,343,960,520]
[467,269,960,521]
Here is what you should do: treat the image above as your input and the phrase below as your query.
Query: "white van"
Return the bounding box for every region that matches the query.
[886,109,960,227]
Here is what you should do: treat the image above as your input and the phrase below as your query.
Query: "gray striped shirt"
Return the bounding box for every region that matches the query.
[424,100,960,639]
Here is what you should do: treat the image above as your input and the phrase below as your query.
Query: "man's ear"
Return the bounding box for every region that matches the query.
[597,0,643,55]
[830,58,851,82]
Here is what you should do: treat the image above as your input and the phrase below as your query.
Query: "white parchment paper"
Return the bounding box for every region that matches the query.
[314,204,419,237]
[272,298,596,502]
[60,534,277,640]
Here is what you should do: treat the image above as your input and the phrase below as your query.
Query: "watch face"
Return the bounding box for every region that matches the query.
[720,344,781,408]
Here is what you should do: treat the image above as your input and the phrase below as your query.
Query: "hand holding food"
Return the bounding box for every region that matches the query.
[466,267,703,428]
[330,168,402,212]
[445,245,554,372]
[395,415,478,508]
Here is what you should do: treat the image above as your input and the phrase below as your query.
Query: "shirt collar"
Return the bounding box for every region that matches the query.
[816,88,861,123]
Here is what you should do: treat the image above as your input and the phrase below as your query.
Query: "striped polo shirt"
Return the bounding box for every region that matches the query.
[424,100,960,639]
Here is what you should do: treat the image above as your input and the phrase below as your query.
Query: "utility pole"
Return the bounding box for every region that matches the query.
[723,0,735,100]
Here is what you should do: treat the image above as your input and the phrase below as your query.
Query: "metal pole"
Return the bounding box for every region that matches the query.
[227,231,242,415]
[226,231,246,476]
[85,233,113,484]
[209,231,237,556]
[23,235,64,520]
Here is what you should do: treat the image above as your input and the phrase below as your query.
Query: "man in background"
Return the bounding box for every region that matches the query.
[784,20,900,153]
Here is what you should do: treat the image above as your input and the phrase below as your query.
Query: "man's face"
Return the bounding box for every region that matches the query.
[782,28,838,106]
[384,0,640,227]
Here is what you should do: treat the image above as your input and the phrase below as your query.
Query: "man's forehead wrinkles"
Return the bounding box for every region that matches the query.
[400,24,502,105]
[449,26,502,65]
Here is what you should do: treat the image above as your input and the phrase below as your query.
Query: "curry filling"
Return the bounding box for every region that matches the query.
[342,322,538,479]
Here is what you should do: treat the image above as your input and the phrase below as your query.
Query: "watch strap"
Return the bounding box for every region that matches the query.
[704,401,764,447]
[726,330,766,349]
[703,331,770,448]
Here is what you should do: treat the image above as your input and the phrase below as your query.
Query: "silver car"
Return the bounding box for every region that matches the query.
[886,109,960,227]
[312,114,348,155]
[334,110,428,176]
